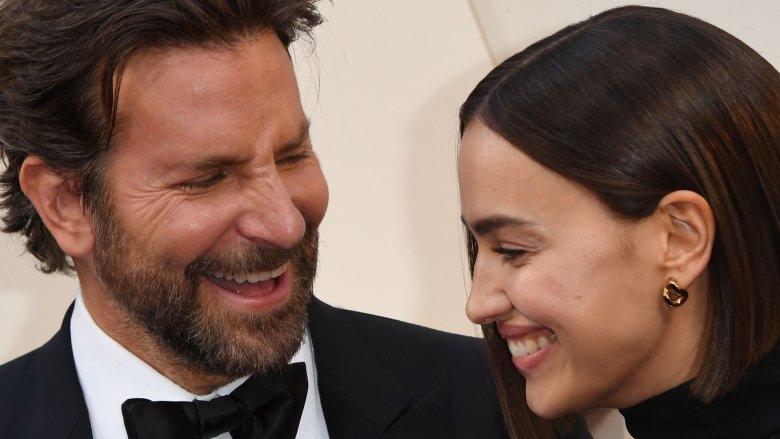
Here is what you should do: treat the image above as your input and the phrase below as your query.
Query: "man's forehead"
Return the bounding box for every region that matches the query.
[104,41,308,181]
[113,33,301,135]
[120,38,286,97]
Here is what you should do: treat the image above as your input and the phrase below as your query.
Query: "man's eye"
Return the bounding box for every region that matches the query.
[179,172,226,190]
[277,150,312,166]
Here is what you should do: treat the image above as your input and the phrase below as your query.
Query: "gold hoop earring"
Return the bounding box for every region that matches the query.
[662,277,688,308]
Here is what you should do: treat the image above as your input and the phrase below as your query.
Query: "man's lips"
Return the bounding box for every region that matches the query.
[202,262,291,312]
[206,262,289,292]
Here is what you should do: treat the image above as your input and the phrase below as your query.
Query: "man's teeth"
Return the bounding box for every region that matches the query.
[208,262,288,284]
[507,333,557,357]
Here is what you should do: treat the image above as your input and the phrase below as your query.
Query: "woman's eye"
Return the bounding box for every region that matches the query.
[179,172,226,190]
[492,246,528,263]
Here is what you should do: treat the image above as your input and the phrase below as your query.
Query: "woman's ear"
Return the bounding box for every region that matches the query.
[657,190,715,285]
[19,156,94,258]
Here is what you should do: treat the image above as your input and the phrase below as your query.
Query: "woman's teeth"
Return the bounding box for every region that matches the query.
[207,262,288,284]
[507,333,556,357]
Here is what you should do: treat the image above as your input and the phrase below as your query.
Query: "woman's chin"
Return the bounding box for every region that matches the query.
[525,384,582,419]
[526,397,568,420]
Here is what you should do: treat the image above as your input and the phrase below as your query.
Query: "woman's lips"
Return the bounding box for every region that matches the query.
[507,330,557,357]
[498,323,557,374]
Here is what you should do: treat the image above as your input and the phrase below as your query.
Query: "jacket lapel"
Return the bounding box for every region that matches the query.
[6,304,93,438]
[307,297,454,438]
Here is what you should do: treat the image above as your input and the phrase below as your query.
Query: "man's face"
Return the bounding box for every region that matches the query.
[87,32,328,377]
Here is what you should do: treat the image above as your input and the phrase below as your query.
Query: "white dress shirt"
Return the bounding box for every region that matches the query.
[70,292,329,439]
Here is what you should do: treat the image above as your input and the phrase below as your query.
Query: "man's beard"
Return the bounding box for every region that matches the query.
[91,198,318,378]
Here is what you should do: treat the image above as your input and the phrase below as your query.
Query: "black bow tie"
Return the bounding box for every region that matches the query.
[121,362,308,439]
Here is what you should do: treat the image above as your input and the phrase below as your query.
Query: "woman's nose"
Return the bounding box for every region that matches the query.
[466,262,514,324]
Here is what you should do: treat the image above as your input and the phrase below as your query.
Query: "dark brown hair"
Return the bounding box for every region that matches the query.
[460,5,780,438]
[0,0,323,273]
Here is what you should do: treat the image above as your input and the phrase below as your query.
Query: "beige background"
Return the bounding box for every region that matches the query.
[1,1,777,438]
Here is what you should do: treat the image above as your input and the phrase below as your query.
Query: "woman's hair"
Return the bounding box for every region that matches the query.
[460,5,780,437]
[0,0,322,273]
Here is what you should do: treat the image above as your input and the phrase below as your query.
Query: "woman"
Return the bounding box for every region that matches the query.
[458,5,780,439]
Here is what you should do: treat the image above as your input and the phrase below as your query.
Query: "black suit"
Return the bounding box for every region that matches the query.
[0,297,511,438]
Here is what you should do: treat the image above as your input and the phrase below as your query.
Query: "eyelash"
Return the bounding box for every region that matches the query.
[179,172,227,190]
[178,149,311,190]
[492,246,528,263]
[277,149,311,166]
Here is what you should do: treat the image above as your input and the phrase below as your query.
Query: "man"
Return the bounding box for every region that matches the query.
[0,1,588,439]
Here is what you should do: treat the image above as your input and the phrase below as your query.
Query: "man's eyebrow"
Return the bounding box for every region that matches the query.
[187,156,244,172]
[461,214,537,235]
[177,118,312,172]
[276,118,312,156]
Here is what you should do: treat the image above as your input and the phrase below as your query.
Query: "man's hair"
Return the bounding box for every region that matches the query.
[0,0,322,273]
[460,5,780,438]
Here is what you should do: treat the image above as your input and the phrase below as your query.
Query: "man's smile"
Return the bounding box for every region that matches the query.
[207,261,289,284]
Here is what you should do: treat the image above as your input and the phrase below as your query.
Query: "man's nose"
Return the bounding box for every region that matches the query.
[466,261,514,325]
[235,172,306,250]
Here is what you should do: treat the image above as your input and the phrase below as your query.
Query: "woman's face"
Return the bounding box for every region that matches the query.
[458,121,697,418]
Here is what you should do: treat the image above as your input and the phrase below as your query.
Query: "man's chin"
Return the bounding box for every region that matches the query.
[163,285,311,377]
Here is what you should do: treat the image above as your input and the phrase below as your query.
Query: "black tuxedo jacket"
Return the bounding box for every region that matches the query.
[0,297,511,438]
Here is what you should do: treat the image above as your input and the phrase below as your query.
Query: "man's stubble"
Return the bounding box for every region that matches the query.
[90,193,319,378]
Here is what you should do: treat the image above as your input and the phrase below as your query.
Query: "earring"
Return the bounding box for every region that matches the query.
[662,277,688,308]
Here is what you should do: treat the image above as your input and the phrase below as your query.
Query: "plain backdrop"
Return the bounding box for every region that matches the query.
[1,2,777,438]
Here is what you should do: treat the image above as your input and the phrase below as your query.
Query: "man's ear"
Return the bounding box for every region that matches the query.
[19,156,94,258]
[656,190,715,285]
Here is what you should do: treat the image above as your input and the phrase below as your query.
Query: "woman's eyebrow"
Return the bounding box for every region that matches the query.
[461,215,537,236]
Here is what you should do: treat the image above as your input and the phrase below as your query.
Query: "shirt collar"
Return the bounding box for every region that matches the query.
[70,291,326,439]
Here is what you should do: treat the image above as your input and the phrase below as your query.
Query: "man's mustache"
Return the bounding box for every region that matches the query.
[185,228,318,277]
